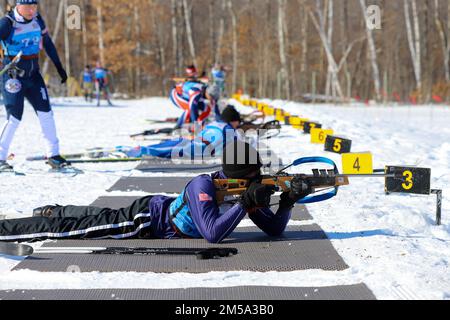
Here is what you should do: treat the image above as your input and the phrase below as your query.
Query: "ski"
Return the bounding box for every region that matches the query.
[49,166,84,175]
[68,157,142,164]
[0,242,33,257]
[130,127,174,138]
[29,153,142,164]
[6,246,237,260]
[0,170,26,176]
[27,149,117,161]
[145,118,179,124]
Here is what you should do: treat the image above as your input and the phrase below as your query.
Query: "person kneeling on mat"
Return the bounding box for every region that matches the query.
[0,141,312,244]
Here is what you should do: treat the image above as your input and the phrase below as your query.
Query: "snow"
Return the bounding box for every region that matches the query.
[0,96,449,300]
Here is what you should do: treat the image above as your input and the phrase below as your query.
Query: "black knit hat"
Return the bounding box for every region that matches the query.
[221,105,241,123]
[222,141,263,178]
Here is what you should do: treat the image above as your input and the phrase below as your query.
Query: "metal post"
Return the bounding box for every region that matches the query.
[431,190,442,226]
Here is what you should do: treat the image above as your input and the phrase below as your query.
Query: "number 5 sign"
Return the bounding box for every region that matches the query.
[325,136,352,154]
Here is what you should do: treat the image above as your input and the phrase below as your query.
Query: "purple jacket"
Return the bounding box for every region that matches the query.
[148,171,292,243]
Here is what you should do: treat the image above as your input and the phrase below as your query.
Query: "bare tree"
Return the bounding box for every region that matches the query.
[278,0,290,99]
[404,0,422,92]
[359,0,381,101]
[25,0,449,101]
[81,0,88,68]
[209,0,215,62]
[309,0,344,100]
[177,0,184,72]
[299,0,309,93]
[171,0,178,75]
[228,0,237,94]
[97,0,105,65]
[215,1,226,64]
[42,0,64,76]
[182,0,197,67]
[134,4,141,96]
[63,0,71,76]
[434,0,450,82]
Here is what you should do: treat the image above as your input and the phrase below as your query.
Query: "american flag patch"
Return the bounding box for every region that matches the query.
[199,193,213,202]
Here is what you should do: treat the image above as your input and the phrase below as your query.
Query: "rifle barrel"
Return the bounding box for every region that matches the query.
[338,173,400,178]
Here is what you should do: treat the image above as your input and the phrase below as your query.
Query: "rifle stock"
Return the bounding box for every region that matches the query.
[214,173,350,204]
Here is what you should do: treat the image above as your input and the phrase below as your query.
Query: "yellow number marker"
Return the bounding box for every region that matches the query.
[342,153,373,174]
[402,170,414,190]
[311,129,334,144]
[333,138,342,152]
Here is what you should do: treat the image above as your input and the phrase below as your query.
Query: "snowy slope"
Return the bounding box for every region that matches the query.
[0,97,449,300]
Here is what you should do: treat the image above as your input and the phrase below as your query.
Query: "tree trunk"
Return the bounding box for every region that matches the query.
[182,0,197,67]
[325,0,333,98]
[152,6,167,96]
[42,0,64,76]
[81,0,88,68]
[209,0,215,62]
[448,0,450,71]
[63,0,71,77]
[177,0,184,71]
[278,0,290,100]
[299,0,308,93]
[359,0,381,101]
[310,1,344,100]
[228,0,238,94]
[404,0,422,92]
[434,0,449,82]
[215,1,226,64]
[97,0,106,66]
[134,5,141,97]
[171,0,178,75]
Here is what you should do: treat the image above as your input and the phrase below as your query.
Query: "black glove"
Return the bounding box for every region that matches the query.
[239,182,276,210]
[57,67,68,84]
[279,176,313,209]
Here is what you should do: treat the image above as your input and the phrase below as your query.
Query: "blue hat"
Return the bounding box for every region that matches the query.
[16,0,38,4]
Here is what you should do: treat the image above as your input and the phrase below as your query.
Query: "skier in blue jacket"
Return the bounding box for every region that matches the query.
[125,105,243,160]
[94,61,113,107]
[0,0,70,172]
[0,141,312,243]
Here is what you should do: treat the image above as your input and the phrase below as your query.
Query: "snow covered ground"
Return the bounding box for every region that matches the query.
[0,96,449,300]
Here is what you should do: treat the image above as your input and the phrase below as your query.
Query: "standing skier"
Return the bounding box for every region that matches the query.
[0,0,70,172]
[80,65,94,102]
[94,61,113,107]
[211,63,227,98]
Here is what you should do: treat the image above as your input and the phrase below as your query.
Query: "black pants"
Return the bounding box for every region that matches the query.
[0,196,153,243]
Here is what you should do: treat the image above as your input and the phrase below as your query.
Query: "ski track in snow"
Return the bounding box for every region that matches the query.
[0,97,449,300]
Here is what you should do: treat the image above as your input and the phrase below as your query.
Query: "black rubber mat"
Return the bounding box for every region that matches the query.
[89,196,313,221]
[0,284,376,300]
[13,225,348,273]
[136,158,222,173]
[107,177,191,193]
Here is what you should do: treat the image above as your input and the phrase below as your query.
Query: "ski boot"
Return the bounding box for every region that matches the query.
[0,160,14,173]
[46,155,72,170]
[33,205,61,218]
